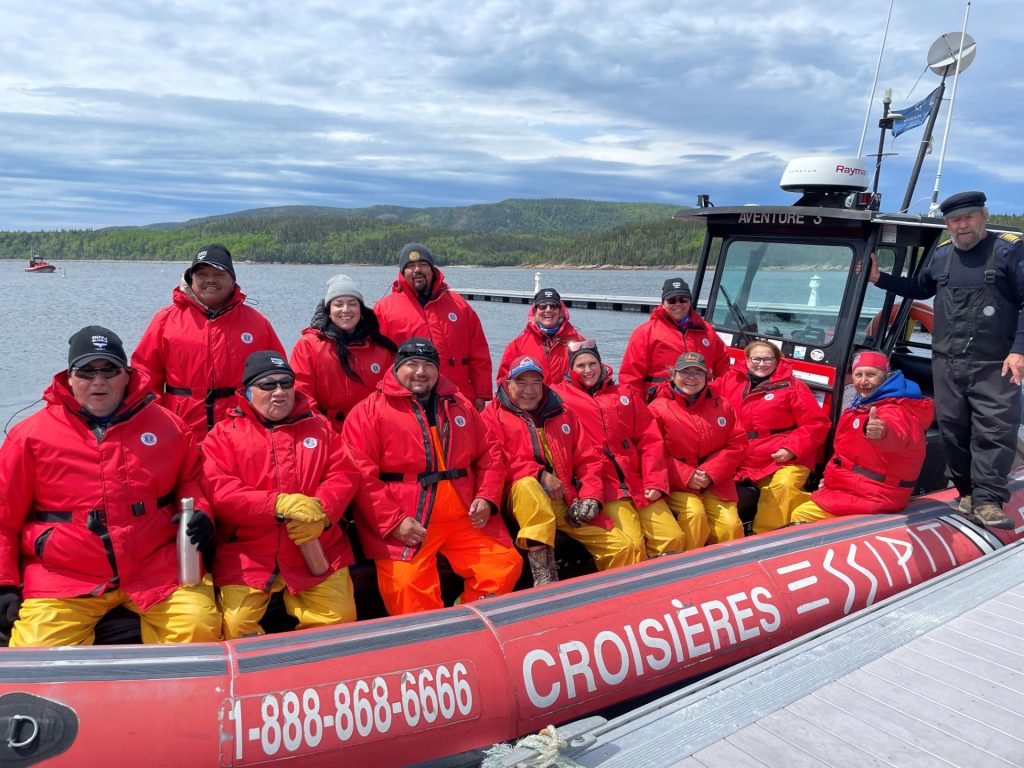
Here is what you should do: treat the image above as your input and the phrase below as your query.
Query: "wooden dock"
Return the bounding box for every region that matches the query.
[459,288,658,313]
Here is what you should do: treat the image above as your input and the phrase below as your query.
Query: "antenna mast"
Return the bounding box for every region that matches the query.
[928,2,973,216]
[857,0,895,158]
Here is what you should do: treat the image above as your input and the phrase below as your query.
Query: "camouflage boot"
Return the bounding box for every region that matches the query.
[527,546,559,587]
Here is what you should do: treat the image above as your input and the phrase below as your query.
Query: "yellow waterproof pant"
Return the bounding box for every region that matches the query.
[510,477,637,570]
[790,499,834,524]
[665,491,743,549]
[375,514,522,616]
[10,575,221,647]
[752,464,812,534]
[604,498,685,560]
[218,568,356,639]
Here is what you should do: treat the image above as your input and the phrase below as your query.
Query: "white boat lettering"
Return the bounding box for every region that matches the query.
[521,587,780,709]
[228,661,476,763]
[736,212,806,224]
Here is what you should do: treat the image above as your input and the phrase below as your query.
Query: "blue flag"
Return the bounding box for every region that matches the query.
[891,88,940,138]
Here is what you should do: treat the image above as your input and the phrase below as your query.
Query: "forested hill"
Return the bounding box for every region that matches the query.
[3,200,1021,268]
[0,198,701,267]
[154,199,682,235]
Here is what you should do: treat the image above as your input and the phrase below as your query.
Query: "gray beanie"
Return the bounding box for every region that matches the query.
[324,274,364,305]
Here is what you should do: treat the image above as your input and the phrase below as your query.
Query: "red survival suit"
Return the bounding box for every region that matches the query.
[811,371,934,515]
[554,367,670,507]
[482,385,614,530]
[714,358,830,482]
[0,370,207,611]
[497,302,585,386]
[201,391,363,594]
[343,371,512,561]
[132,283,285,440]
[648,382,747,501]
[374,268,492,403]
[290,327,394,430]
[619,306,731,399]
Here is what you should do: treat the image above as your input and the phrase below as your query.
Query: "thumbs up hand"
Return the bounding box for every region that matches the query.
[865,406,886,440]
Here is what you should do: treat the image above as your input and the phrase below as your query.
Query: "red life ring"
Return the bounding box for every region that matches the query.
[866,301,934,339]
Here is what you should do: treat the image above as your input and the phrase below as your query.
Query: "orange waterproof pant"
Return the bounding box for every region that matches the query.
[375,514,522,616]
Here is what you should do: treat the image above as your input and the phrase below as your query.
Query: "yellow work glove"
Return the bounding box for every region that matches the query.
[274,493,327,523]
[286,518,326,546]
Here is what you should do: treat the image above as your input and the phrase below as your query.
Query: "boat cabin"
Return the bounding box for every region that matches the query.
[678,159,1022,502]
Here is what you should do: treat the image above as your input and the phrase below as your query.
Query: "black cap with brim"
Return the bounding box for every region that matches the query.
[185,243,236,283]
[662,277,692,300]
[68,325,128,369]
[939,190,987,218]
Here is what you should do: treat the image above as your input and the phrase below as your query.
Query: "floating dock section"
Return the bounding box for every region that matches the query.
[459,289,658,313]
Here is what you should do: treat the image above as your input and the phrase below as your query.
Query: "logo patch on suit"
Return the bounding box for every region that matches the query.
[303,437,318,449]
[241,332,254,344]
[853,418,861,429]
[448,312,458,322]
[620,395,630,406]
[140,432,157,446]
[454,415,467,427]
[561,424,571,434]
[702,338,710,347]
[764,393,774,401]
[371,363,381,373]
[983,305,996,317]
[717,417,727,427]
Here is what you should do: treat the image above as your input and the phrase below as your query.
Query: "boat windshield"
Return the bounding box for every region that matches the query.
[708,239,855,346]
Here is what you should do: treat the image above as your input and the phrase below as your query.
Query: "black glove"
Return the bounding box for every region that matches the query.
[186,511,215,554]
[0,586,22,631]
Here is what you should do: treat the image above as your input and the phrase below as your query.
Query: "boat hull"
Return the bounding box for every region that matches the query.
[24,265,56,273]
[1,482,1022,767]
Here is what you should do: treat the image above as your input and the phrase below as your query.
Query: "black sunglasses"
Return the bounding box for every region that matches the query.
[664,296,691,305]
[252,378,295,392]
[72,365,123,380]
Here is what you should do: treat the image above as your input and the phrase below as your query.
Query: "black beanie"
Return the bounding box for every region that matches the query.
[242,351,293,386]
[399,243,436,272]
[394,337,440,370]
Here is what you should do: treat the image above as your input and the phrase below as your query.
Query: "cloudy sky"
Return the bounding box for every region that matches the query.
[1,0,1019,230]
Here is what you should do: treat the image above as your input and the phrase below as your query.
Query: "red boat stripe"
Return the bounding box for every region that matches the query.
[232,609,485,654]
[482,506,959,626]
[236,617,487,673]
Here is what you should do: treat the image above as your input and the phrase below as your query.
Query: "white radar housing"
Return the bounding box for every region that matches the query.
[780,156,869,194]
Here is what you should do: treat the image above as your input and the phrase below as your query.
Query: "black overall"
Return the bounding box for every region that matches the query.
[931,237,1021,507]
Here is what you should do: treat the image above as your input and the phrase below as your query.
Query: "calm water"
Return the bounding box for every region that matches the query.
[1,261,701,435]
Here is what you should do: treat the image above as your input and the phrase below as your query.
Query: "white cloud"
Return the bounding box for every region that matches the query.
[0,0,1017,229]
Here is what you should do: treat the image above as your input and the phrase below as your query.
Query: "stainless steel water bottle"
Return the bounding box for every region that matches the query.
[177,497,201,586]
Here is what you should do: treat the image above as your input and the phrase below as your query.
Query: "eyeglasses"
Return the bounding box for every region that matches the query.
[675,369,706,378]
[748,357,776,365]
[252,378,295,392]
[72,365,123,380]
[568,339,599,353]
[535,303,560,311]
[664,296,691,305]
